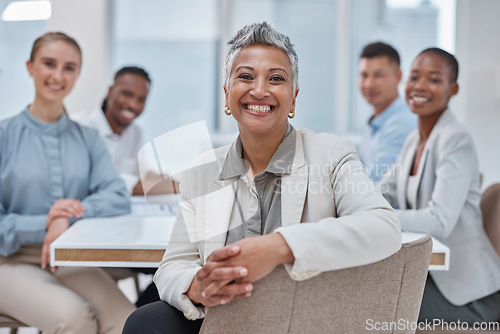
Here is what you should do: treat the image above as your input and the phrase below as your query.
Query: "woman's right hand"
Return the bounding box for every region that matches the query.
[41,217,70,271]
[186,246,253,306]
[46,199,85,227]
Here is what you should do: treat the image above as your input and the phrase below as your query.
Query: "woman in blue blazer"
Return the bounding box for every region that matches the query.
[379,48,500,323]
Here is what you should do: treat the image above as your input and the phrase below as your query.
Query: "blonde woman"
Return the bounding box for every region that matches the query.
[0,32,135,333]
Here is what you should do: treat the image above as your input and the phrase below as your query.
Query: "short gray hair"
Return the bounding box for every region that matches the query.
[223,21,299,92]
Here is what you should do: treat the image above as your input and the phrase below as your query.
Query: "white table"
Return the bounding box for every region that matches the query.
[51,216,449,270]
[130,194,178,216]
[402,232,450,271]
[50,215,175,268]
[50,195,179,267]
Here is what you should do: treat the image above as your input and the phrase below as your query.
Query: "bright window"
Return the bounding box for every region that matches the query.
[112,0,455,144]
[113,0,218,143]
[0,0,46,120]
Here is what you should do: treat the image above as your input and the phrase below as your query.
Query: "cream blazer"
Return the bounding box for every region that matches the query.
[155,128,401,319]
[379,109,500,306]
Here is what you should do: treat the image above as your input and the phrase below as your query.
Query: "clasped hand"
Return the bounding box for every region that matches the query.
[42,199,85,271]
[186,233,294,307]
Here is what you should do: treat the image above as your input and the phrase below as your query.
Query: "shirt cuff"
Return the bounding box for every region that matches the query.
[81,202,94,219]
[275,228,321,281]
[15,214,47,244]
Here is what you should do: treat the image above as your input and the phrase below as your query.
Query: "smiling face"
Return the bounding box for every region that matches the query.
[358,56,401,116]
[405,52,458,119]
[224,44,298,140]
[27,40,81,105]
[105,73,150,134]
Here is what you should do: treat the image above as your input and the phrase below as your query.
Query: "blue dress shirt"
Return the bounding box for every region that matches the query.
[0,109,130,256]
[358,97,416,183]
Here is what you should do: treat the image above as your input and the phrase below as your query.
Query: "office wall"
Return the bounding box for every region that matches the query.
[47,0,112,115]
[454,0,500,189]
[43,0,500,189]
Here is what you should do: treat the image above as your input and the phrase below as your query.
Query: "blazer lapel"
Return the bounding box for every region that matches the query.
[281,132,308,227]
[407,110,453,209]
[410,148,428,208]
[198,146,238,261]
[398,138,417,209]
[201,178,238,260]
[408,110,451,209]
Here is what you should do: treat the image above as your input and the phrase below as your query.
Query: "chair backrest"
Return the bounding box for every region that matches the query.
[481,183,500,256]
[200,235,432,334]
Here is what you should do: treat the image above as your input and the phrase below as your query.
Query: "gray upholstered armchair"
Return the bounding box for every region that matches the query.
[200,235,432,334]
[481,183,500,257]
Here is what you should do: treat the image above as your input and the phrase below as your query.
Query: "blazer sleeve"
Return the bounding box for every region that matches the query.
[154,170,205,320]
[153,147,232,320]
[276,146,401,280]
[398,129,478,239]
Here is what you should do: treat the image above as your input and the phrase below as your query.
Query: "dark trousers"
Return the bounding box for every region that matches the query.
[419,275,500,324]
[135,282,160,308]
[123,301,203,334]
[132,268,160,308]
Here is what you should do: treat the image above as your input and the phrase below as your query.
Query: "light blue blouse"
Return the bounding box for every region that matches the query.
[0,108,131,256]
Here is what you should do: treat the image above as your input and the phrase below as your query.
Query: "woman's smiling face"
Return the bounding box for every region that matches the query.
[27,40,81,105]
[405,52,458,119]
[224,44,298,139]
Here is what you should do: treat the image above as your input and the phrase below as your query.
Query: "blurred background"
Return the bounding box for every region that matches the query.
[0,0,498,188]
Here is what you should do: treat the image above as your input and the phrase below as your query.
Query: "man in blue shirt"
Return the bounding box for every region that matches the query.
[357,42,416,182]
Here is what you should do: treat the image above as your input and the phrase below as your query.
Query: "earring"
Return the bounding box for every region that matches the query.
[288,110,295,119]
[224,107,231,116]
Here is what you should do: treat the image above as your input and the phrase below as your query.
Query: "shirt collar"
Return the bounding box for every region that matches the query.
[22,107,71,136]
[368,96,405,132]
[94,110,116,138]
[219,123,296,180]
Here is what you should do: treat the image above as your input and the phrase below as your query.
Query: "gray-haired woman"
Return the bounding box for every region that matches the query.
[123,21,400,334]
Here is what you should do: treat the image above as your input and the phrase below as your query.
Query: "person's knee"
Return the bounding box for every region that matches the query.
[123,306,154,334]
[123,302,183,334]
[47,301,98,333]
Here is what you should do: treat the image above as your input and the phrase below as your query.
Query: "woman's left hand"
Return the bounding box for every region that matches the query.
[41,217,70,272]
[199,233,295,298]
